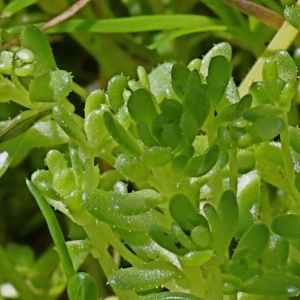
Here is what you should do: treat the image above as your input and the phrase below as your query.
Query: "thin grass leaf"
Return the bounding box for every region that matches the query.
[1,0,37,18]
[8,15,224,34]
[148,25,227,49]
[26,180,75,280]
[0,109,52,143]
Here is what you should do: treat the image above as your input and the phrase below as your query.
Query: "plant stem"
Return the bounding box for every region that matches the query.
[229,148,238,194]
[95,222,143,267]
[181,265,206,298]
[221,0,284,30]
[238,3,300,96]
[84,156,95,190]
[83,220,138,300]
[0,246,37,300]
[72,81,89,99]
[280,118,300,207]
[211,264,223,300]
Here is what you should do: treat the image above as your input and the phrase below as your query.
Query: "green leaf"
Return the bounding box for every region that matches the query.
[83,189,166,231]
[141,146,172,167]
[2,0,37,18]
[171,223,197,250]
[184,71,209,130]
[289,127,300,154]
[262,57,279,82]
[115,153,150,182]
[52,105,88,153]
[0,109,52,143]
[206,56,232,109]
[198,144,220,176]
[103,111,143,156]
[84,107,108,149]
[161,123,182,149]
[232,223,269,263]
[235,170,261,239]
[108,260,185,292]
[171,63,191,98]
[117,229,179,262]
[84,90,106,117]
[246,117,285,144]
[140,292,205,300]
[242,271,300,296]
[275,50,297,83]
[0,74,28,104]
[29,70,73,102]
[243,104,283,122]
[20,25,56,76]
[31,169,62,201]
[0,134,24,177]
[169,194,209,231]
[190,226,212,249]
[26,180,74,280]
[180,250,214,267]
[160,98,183,123]
[136,121,158,147]
[256,142,290,191]
[148,62,176,102]
[107,75,129,113]
[149,26,226,50]
[271,214,300,240]
[203,203,222,259]
[83,188,163,216]
[67,272,99,300]
[237,149,255,174]
[43,15,224,33]
[179,111,198,146]
[127,89,159,127]
[261,235,289,270]
[148,225,188,256]
[217,190,239,249]
[200,42,232,78]
[23,119,68,148]
[284,6,300,30]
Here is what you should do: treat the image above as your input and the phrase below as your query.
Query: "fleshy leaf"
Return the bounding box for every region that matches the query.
[246,117,285,144]
[83,189,166,231]
[200,42,232,78]
[235,170,261,238]
[261,235,289,270]
[271,214,300,240]
[206,56,232,109]
[83,188,163,216]
[171,63,191,98]
[140,292,205,300]
[20,25,56,76]
[217,190,239,250]
[148,225,188,256]
[284,6,300,30]
[107,75,128,113]
[242,271,300,296]
[183,71,209,130]
[103,111,143,156]
[128,89,159,127]
[115,153,150,182]
[67,272,99,300]
[29,70,73,102]
[232,223,269,263]
[180,250,214,267]
[108,260,185,291]
[141,146,172,167]
[169,194,209,231]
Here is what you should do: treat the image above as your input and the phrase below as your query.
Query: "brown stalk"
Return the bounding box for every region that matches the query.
[2,0,91,50]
